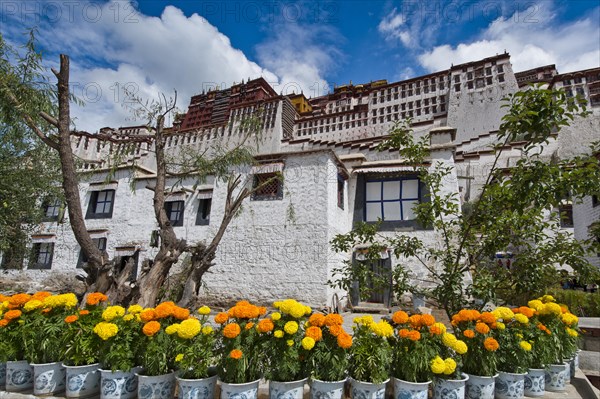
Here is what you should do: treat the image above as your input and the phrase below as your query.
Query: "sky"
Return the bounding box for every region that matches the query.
[1,0,599,131]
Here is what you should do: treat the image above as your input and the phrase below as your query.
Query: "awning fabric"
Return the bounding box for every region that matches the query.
[197,190,213,199]
[115,247,137,256]
[353,166,417,174]
[166,192,186,202]
[250,162,285,174]
[89,182,118,191]
[31,235,55,243]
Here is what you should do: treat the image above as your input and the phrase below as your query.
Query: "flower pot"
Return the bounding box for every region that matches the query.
[545,363,568,392]
[0,362,6,389]
[524,369,545,397]
[465,373,496,399]
[32,361,66,396]
[177,374,217,399]
[137,371,176,399]
[393,377,430,399]
[350,378,390,399]
[571,351,581,380]
[432,373,468,399]
[563,358,572,384]
[64,363,101,398]
[269,377,308,399]
[5,360,33,392]
[309,377,346,399]
[219,379,261,399]
[100,367,143,399]
[495,371,525,399]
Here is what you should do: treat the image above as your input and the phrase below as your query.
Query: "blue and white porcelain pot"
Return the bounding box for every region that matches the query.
[64,363,101,398]
[433,373,468,399]
[350,378,390,399]
[177,374,217,399]
[137,371,176,399]
[219,378,261,399]
[465,373,496,399]
[545,363,568,392]
[310,377,346,399]
[32,361,66,396]
[0,362,6,388]
[269,377,308,399]
[495,371,525,399]
[393,377,430,399]
[5,360,33,392]
[524,368,545,397]
[100,366,143,399]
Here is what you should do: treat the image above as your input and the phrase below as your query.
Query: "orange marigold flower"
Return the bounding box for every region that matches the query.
[230,349,243,360]
[0,319,8,327]
[4,310,22,320]
[79,309,90,316]
[9,293,31,307]
[475,322,490,334]
[173,307,190,320]
[429,324,445,335]
[518,307,535,318]
[41,308,51,314]
[143,321,161,337]
[258,307,267,316]
[398,328,410,338]
[392,310,409,325]
[140,309,157,322]
[86,292,108,306]
[257,318,274,333]
[479,312,496,324]
[306,326,323,342]
[245,322,255,330]
[323,313,343,326]
[223,323,241,339]
[337,332,352,349]
[31,291,52,301]
[490,322,498,329]
[421,314,435,327]
[463,329,475,338]
[409,315,422,328]
[155,302,176,319]
[215,312,229,324]
[329,324,343,337]
[65,315,79,324]
[484,337,499,351]
[408,330,421,341]
[308,313,326,327]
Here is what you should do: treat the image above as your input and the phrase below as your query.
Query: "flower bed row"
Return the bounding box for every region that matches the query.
[0,293,581,399]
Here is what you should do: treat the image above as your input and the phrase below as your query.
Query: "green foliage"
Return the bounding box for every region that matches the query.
[348,320,391,383]
[548,289,600,317]
[172,312,216,379]
[304,329,349,381]
[329,87,600,317]
[62,310,104,366]
[139,329,175,376]
[97,317,141,372]
[21,309,70,364]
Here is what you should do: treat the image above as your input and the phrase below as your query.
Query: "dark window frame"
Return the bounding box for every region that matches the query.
[77,237,107,268]
[28,242,54,270]
[86,190,115,219]
[195,198,212,225]
[337,174,346,210]
[43,198,62,221]
[559,203,574,228]
[165,200,185,227]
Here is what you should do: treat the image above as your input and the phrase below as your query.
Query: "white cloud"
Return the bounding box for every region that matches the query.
[418,3,600,73]
[3,1,337,131]
[256,23,343,98]
[378,8,412,47]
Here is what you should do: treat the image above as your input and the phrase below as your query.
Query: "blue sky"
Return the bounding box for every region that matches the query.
[1,0,599,130]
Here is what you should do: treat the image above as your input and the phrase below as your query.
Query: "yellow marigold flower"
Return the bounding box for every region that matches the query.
[540,303,562,316]
[287,339,294,347]
[127,304,143,314]
[202,325,213,335]
[515,314,529,324]
[23,300,43,312]
[93,322,118,340]
[444,358,457,375]
[304,306,312,315]
[198,306,211,315]
[175,353,184,362]
[528,300,544,311]
[431,356,446,374]
[491,307,514,320]
[567,328,579,337]
[302,336,315,350]
[273,301,282,308]
[271,312,282,321]
[177,318,202,339]
[453,340,468,355]
[520,341,532,351]
[102,306,126,321]
[274,330,284,338]
[496,322,506,330]
[123,314,134,321]
[284,321,299,335]
[562,313,579,326]
[442,333,458,347]
[372,320,394,337]
[165,324,180,335]
[541,294,555,303]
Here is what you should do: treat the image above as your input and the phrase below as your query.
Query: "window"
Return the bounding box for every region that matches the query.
[77,237,107,268]
[337,174,346,210]
[43,198,62,221]
[559,203,573,228]
[252,173,283,201]
[29,243,54,269]
[364,178,420,222]
[593,195,599,207]
[165,201,184,226]
[86,190,115,219]
[196,198,212,225]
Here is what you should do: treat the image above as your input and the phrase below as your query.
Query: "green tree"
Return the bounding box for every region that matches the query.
[330,87,600,318]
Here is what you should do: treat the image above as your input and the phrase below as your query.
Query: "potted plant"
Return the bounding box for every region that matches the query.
[170,305,218,399]
[390,311,445,399]
[451,308,498,399]
[303,312,352,399]
[216,300,267,399]
[260,299,312,399]
[21,292,79,396]
[62,292,108,398]
[348,315,393,399]
[94,304,143,399]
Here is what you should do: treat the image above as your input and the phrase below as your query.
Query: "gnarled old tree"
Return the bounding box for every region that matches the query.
[2,40,275,306]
